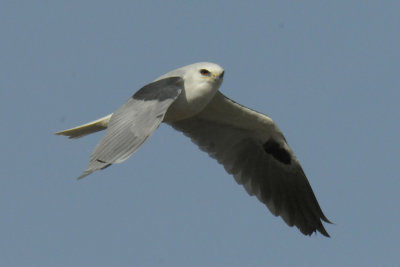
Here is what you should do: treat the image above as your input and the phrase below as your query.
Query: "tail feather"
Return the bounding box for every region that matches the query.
[55,114,112,139]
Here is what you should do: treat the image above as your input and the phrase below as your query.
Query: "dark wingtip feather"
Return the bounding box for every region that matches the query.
[317,224,330,238]
[77,170,92,180]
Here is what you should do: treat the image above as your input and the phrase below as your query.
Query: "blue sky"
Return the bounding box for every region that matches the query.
[1,1,399,266]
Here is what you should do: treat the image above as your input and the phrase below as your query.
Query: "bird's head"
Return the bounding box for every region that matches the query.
[182,62,225,92]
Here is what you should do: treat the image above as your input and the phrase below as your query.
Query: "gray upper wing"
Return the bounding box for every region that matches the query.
[78,77,183,179]
[169,92,330,236]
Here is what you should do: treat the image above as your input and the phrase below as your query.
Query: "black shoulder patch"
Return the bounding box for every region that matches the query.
[263,139,291,164]
[133,77,183,101]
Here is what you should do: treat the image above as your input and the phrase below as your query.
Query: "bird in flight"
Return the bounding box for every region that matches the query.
[56,62,331,237]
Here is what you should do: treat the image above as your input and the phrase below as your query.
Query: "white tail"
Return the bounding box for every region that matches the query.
[55,114,112,139]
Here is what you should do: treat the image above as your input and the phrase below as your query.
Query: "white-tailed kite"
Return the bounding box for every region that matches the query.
[56,62,331,237]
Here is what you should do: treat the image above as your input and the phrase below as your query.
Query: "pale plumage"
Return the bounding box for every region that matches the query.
[56,62,331,236]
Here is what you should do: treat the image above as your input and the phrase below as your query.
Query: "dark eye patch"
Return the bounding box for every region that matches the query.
[200,69,211,76]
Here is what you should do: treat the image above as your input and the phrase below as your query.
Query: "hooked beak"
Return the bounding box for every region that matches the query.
[213,70,225,80]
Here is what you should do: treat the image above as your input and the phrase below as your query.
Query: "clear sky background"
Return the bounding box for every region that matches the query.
[1,1,399,266]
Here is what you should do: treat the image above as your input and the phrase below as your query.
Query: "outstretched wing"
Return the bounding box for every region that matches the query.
[78,77,183,179]
[169,92,330,236]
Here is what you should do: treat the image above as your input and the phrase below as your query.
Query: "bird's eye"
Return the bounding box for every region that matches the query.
[200,69,211,76]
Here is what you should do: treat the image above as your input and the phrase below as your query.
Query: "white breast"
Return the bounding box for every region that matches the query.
[164,78,221,122]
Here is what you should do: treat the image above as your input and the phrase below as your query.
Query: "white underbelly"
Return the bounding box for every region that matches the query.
[163,87,218,122]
